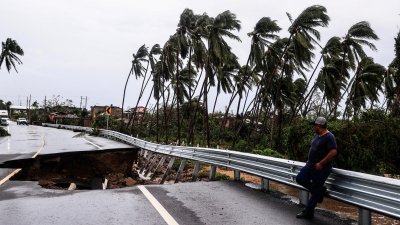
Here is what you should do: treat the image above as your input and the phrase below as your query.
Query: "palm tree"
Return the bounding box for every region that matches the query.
[272,5,329,150]
[275,5,330,103]
[384,31,400,115]
[121,45,148,131]
[138,44,162,128]
[331,21,379,117]
[152,61,164,142]
[184,12,209,145]
[203,10,241,146]
[219,17,280,141]
[0,38,24,73]
[343,57,385,117]
[211,52,239,114]
[293,36,342,118]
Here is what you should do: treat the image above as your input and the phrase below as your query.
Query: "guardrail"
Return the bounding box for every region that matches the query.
[43,123,400,225]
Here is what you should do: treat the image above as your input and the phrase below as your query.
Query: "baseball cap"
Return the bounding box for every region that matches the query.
[309,116,327,126]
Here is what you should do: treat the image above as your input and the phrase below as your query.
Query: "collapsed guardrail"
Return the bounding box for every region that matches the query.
[43,123,400,225]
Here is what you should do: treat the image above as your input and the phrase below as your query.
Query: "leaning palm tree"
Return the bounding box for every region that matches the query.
[185,12,209,145]
[211,51,239,114]
[203,10,241,147]
[152,61,164,142]
[293,36,342,118]
[219,17,280,143]
[272,5,329,150]
[384,31,400,115]
[275,4,330,103]
[121,45,148,131]
[343,57,385,118]
[0,38,24,73]
[331,21,379,117]
[138,44,162,127]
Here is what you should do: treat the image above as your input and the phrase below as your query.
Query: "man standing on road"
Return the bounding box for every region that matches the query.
[295,116,337,219]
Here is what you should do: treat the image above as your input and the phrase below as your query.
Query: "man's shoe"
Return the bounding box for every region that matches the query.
[296,210,314,219]
[318,186,327,203]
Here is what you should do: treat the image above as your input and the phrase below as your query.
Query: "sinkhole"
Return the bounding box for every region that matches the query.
[0,148,149,190]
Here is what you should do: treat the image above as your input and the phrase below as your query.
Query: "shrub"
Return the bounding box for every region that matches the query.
[0,127,10,136]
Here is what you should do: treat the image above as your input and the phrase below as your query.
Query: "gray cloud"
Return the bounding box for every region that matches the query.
[1,0,399,110]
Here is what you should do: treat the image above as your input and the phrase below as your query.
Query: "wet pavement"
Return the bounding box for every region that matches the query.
[0,180,353,225]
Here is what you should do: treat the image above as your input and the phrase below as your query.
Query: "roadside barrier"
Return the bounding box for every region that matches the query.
[43,123,400,225]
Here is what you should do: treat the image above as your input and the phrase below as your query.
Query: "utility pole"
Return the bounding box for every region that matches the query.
[28,95,31,123]
[85,96,87,109]
[80,96,83,109]
[43,96,47,123]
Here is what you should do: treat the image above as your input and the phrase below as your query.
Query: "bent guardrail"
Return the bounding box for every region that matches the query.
[43,123,400,224]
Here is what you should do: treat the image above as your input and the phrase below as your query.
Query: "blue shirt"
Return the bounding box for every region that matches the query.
[308,132,337,166]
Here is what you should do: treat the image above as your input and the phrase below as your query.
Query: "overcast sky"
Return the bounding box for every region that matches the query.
[1,0,399,111]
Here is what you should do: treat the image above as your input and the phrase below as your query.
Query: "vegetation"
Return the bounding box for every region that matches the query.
[0,38,24,73]
[108,6,400,176]
[0,127,10,137]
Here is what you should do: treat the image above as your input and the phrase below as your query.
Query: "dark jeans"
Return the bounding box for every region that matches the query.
[296,163,332,212]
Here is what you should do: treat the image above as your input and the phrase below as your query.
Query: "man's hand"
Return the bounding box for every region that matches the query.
[316,148,337,170]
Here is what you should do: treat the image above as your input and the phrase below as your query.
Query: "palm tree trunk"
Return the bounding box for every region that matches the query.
[291,55,323,121]
[126,63,150,131]
[129,67,152,133]
[139,86,154,126]
[331,50,348,118]
[204,62,211,147]
[156,97,159,142]
[218,52,252,144]
[212,85,220,114]
[240,89,250,116]
[163,86,171,144]
[176,51,181,145]
[187,78,205,145]
[186,69,204,144]
[236,96,242,116]
[120,67,133,132]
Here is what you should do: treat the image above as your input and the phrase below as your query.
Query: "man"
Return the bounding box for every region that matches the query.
[295,116,337,219]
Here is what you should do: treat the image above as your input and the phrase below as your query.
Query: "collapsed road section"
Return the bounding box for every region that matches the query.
[0,148,212,190]
[0,148,141,190]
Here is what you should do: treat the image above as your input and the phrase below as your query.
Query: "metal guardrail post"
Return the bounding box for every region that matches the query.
[161,157,175,184]
[192,161,201,182]
[358,208,371,225]
[174,159,187,183]
[151,156,167,181]
[234,170,240,181]
[262,178,269,191]
[140,152,153,174]
[209,165,217,181]
[144,155,159,177]
[299,190,309,206]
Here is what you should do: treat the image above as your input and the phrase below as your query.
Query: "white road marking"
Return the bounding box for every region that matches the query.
[0,131,45,186]
[83,137,103,150]
[0,169,22,186]
[32,134,45,158]
[138,185,179,225]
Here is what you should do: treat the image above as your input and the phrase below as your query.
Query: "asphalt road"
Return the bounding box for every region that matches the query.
[0,122,132,179]
[0,123,353,225]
